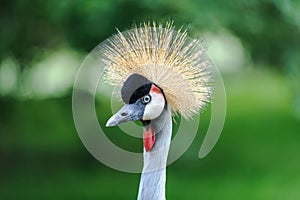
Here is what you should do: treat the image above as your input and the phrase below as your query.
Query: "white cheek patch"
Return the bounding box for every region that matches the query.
[142,91,165,120]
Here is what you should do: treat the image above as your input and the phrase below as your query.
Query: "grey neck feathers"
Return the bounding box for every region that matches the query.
[137,108,172,200]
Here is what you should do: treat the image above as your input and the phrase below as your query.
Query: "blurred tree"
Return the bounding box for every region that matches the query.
[1,1,300,199]
[1,0,299,71]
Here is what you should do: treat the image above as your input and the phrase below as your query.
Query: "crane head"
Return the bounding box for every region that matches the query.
[103,21,214,152]
[106,73,167,152]
[106,73,166,127]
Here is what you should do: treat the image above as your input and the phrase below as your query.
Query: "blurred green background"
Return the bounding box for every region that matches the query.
[1,0,300,199]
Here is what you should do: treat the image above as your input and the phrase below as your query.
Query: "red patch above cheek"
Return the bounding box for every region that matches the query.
[150,84,162,94]
[143,125,156,152]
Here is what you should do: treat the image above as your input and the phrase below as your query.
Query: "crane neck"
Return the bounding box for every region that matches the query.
[137,108,172,200]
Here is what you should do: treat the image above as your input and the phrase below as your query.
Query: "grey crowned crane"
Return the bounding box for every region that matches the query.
[104,21,213,200]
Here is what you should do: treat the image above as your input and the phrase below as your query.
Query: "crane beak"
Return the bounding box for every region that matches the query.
[106,103,145,127]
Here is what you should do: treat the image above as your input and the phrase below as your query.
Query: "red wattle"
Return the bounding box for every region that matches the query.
[143,126,156,152]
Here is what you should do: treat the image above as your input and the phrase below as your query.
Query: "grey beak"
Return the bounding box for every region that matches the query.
[106,102,145,127]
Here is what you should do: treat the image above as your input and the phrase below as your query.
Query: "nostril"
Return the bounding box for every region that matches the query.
[120,112,127,116]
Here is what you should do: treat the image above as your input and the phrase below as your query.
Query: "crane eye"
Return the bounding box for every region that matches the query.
[142,95,151,104]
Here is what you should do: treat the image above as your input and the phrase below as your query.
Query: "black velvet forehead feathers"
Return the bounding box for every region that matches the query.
[121,73,152,104]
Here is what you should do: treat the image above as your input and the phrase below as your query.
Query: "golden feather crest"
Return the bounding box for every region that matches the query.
[101,21,213,119]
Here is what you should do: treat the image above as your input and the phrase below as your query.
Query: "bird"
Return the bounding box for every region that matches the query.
[104,21,213,200]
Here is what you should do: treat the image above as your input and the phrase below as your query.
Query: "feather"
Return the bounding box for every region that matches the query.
[101,21,213,119]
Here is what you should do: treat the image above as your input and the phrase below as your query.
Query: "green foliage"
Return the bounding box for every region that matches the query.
[1,0,300,69]
[1,0,300,199]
